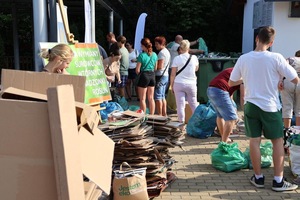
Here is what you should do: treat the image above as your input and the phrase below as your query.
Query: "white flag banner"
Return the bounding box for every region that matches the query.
[134,13,147,53]
[84,0,92,43]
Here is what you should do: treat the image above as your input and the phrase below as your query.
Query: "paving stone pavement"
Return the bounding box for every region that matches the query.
[127,99,299,199]
[156,132,299,200]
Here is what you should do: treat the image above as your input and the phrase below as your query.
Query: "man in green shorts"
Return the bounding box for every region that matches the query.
[229,26,299,192]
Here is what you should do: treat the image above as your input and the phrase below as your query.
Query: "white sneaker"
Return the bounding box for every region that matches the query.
[272,179,298,192]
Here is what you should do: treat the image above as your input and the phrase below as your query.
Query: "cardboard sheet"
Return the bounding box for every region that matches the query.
[0,99,57,200]
[79,127,115,195]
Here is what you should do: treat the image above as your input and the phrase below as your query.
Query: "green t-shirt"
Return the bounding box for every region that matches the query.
[137,52,158,71]
[119,47,129,75]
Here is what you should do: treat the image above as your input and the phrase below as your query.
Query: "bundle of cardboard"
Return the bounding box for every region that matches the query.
[98,110,181,198]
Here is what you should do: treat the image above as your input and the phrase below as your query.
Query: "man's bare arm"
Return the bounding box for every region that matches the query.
[228,79,243,87]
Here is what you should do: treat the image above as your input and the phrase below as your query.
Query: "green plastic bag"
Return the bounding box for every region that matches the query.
[166,88,176,111]
[211,142,248,173]
[243,141,273,169]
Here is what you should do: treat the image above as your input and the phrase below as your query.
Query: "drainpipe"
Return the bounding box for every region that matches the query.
[12,3,20,70]
[119,19,123,36]
[33,0,48,71]
[109,10,114,33]
[49,0,57,42]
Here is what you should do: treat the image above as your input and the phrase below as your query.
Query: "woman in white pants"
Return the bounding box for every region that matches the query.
[169,40,199,124]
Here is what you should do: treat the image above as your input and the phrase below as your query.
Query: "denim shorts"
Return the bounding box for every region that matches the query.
[281,79,300,118]
[154,76,168,100]
[207,86,238,121]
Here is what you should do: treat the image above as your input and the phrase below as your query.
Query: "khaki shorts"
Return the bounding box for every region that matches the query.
[281,79,300,118]
[244,102,283,139]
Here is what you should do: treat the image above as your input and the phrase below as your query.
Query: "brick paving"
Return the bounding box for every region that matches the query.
[127,99,299,199]
[156,132,299,200]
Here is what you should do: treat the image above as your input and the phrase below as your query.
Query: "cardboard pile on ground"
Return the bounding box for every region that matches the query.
[0,69,115,200]
[98,110,178,199]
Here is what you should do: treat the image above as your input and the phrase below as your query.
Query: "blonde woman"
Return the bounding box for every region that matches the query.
[170,40,199,124]
[40,43,74,74]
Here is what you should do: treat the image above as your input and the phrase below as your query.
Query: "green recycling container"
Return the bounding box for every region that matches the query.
[197,58,238,103]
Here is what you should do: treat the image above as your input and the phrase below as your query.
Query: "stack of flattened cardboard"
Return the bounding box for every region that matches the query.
[98,110,178,199]
[0,69,115,200]
[146,115,186,145]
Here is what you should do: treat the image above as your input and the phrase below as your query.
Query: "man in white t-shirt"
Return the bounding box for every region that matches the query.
[169,35,183,66]
[229,26,298,192]
[167,35,183,94]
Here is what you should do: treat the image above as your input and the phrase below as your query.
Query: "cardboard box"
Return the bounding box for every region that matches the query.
[0,84,114,198]
[1,69,86,103]
[76,101,101,132]
[1,69,101,131]
[185,102,192,124]
[1,87,100,133]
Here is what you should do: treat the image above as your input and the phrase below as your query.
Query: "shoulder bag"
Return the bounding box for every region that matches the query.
[155,60,170,87]
[176,54,192,76]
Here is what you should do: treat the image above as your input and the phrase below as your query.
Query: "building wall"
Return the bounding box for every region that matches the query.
[243,1,300,58]
[272,3,300,58]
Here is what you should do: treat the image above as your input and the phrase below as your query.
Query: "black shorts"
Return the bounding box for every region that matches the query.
[128,69,137,80]
[137,71,155,88]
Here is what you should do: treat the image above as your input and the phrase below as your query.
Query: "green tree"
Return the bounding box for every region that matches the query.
[122,0,243,53]
[0,13,12,57]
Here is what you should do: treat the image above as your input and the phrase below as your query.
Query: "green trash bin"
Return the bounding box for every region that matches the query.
[197,58,238,103]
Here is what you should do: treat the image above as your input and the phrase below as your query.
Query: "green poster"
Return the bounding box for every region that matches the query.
[40,42,111,104]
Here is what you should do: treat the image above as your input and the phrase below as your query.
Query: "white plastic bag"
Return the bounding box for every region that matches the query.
[289,144,300,177]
